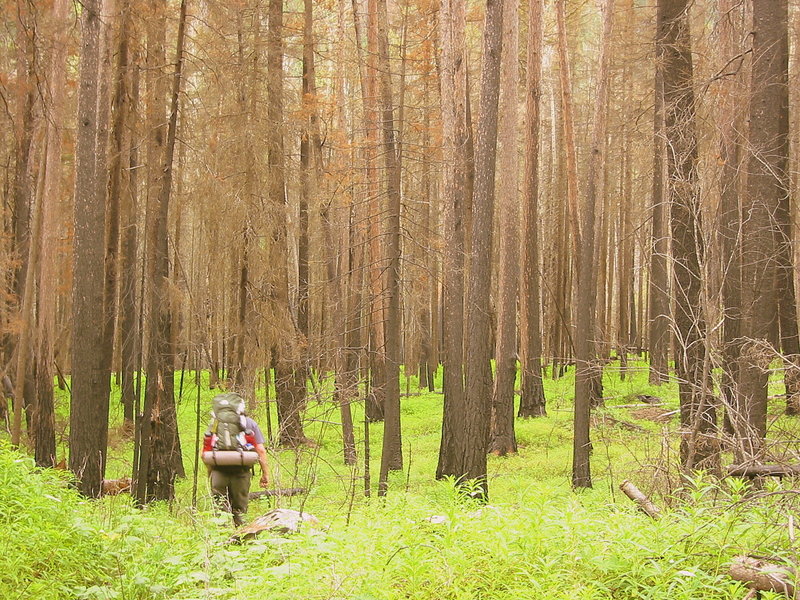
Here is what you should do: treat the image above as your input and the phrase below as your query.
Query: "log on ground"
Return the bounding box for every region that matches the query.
[727,464,800,478]
[619,480,661,519]
[729,555,798,598]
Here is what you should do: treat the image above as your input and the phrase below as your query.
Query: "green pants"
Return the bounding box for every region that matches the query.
[210,467,252,526]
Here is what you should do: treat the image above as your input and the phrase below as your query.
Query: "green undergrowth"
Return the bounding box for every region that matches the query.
[3,359,800,599]
[3,446,798,600]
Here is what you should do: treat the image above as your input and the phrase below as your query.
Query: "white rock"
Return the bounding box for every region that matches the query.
[236,508,320,540]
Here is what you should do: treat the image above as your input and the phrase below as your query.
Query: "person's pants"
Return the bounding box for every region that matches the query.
[210,467,252,526]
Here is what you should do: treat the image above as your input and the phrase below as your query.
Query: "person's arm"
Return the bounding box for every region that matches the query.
[254,442,270,487]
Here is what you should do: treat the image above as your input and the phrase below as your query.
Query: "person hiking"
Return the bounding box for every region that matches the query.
[202,392,270,526]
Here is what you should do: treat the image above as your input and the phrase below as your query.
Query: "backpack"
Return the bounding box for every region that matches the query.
[209,392,248,451]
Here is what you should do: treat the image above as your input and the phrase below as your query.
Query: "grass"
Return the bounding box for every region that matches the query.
[2,359,800,599]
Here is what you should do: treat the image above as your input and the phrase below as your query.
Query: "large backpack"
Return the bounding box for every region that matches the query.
[208,392,248,450]
[202,392,258,467]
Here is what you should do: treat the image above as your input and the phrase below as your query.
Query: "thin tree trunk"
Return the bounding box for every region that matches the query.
[376,0,403,494]
[772,4,800,414]
[323,198,356,464]
[490,0,520,455]
[233,3,263,406]
[16,135,44,452]
[573,0,614,490]
[648,63,669,385]
[418,70,436,393]
[269,0,308,447]
[119,39,139,428]
[659,0,718,471]
[296,0,315,405]
[716,0,745,432]
[33,0,70,467]
[108,0,134,425]
[555,0,581,259]
[518,0,546,420]
[459,0,504,501]
[98,0,116,388]
[10,0,35,379]
[617,102,635,377]
[436,0,468,481]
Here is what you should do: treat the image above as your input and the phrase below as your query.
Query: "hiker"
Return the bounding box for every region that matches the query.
[202,392,270,526]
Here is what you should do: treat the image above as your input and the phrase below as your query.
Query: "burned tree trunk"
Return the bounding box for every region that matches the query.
[659,0,718,471]
[518,0,547,420]
[490,0,520,456]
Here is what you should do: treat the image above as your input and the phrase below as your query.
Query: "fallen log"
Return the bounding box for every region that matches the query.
[620,480,661,519]
[230,508,321,543]
[727,464,800,479]
[248,487,306,500]
[597,415,646,432]
[608,402,665,409]
[729,555,798,598]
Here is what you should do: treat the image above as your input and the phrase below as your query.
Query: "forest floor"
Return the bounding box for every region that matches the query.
[3,359,800,599]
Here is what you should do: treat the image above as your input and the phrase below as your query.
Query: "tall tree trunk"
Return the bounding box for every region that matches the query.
[108,0,135,425]
[135,0,187,503]
[232,3,263,406]
[435,0,468,481]
[490,0,520,455]
[33,0,70,467]
[769,1,800,415]
[737,0,789,455]
[70,0,110,498]
[296,0,316,404]
[354,0,386,423]
[325,0,356,466]
[269,0,308,447]
[716,0,744,432]
[119,39,140,428]
[376,0,404,495]
[97,0,116,388]
[418,70,436,393]
[16,134,44,453]
[555,0,590,404]
[648,62,669,385]
[518,0,546,419]
[659,0,718,471]
[459,0,504,501]
[573,0,614,490]
[617,98,635,377]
